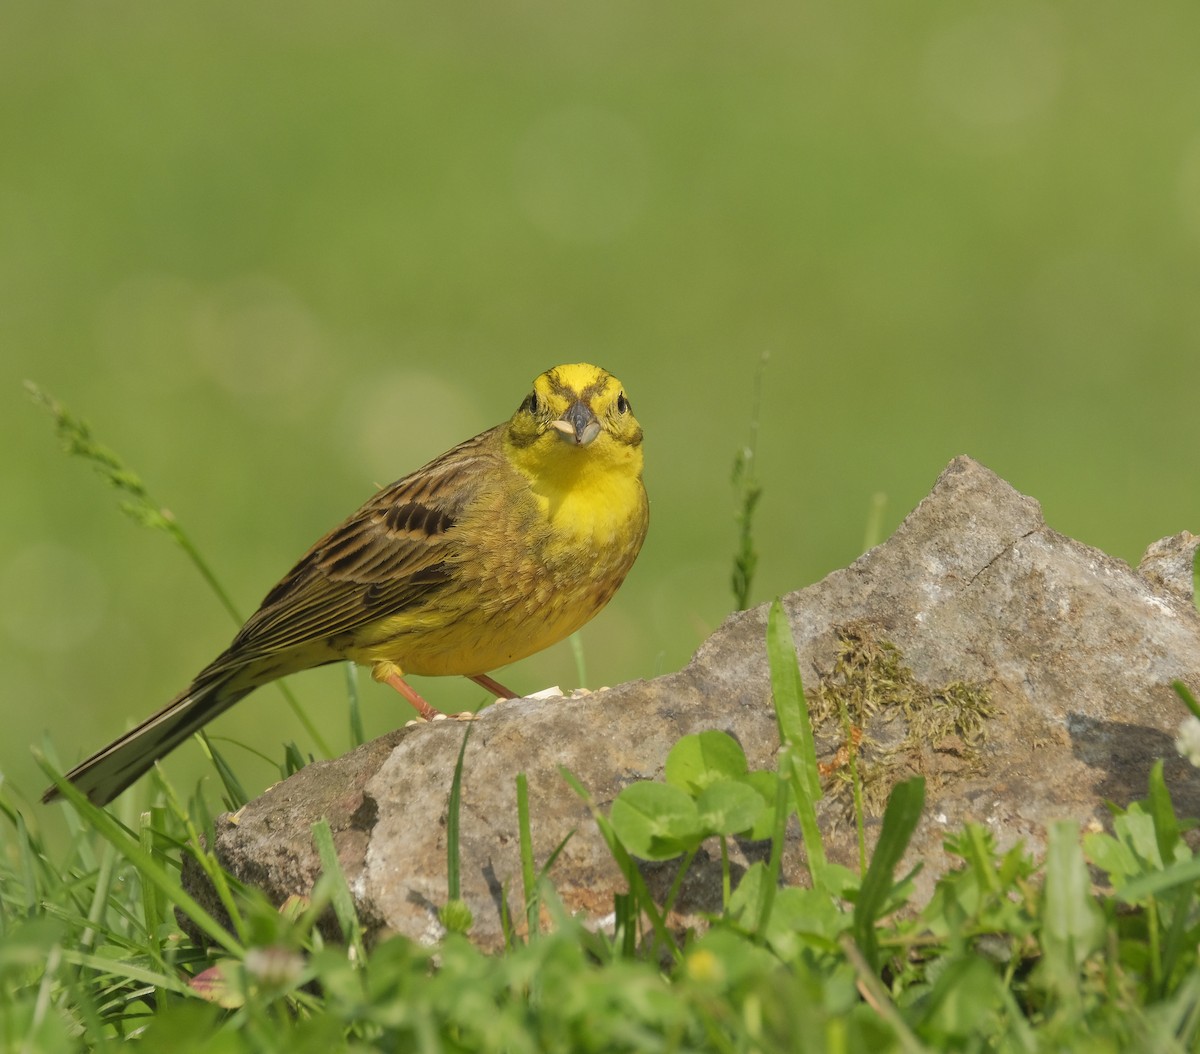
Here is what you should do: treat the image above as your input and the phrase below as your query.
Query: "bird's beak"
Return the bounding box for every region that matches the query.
[549,401,601,446]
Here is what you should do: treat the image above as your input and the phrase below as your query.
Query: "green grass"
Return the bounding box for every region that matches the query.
[730,350,768,612]
[7,5,1200,1041]
[8,602,1200,1051]
[7,0,1200,841]
[23,384,335,764]
[9,399,1200,1050]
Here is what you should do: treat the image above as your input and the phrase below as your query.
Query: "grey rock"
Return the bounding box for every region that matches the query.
[1139,531,1199,602]
[183,456,1200,950]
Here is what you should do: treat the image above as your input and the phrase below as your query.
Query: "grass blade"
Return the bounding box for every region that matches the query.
[561,766,680,962]
[852,776,925,973]
[765,602,818,795]
[730,349,768,610]
[194,733,249,811]
[312,817,364,957]
[568,631,588,689]
[446,725,471,903]
[26,381,334,761]
[345,662,365,748]
[766,600,828,890]
[841,934,930,1054]
[1174,679,1200,722]
[37,752,242,956]
[754,759,791,941]
[1040,820,1105,1007]
[139,807,167,963]
[517,772,538,939]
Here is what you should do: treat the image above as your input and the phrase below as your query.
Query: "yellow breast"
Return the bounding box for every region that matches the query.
[348,449,648,678]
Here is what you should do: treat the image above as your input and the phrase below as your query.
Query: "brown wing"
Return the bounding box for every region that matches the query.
[212,425,505,668]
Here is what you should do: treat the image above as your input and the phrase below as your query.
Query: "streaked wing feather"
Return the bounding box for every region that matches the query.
[220,428,502,664]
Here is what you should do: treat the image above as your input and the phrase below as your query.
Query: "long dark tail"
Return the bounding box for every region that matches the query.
[42,672,253,807]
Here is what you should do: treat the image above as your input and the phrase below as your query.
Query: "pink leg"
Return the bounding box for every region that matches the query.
[375,665,442,721]
[468,673,517,700]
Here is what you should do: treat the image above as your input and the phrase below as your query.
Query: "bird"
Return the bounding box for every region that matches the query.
[44,363,649,806]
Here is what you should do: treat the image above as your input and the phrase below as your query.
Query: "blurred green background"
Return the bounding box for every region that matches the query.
[4,2,1199,808]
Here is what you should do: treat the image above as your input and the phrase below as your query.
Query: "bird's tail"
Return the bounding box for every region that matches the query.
[42,671,254,807]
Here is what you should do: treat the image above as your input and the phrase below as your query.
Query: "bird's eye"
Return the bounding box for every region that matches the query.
[524,391,541,414]
[616,392,630,415]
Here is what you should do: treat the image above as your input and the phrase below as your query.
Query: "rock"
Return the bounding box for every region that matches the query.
[1139,531,1199,602]
[182,456,1200,950]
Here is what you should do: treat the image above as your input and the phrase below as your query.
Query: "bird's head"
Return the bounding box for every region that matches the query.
[504,364,643,484]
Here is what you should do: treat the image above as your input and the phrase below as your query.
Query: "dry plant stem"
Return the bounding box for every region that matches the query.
[840,935,926,1054]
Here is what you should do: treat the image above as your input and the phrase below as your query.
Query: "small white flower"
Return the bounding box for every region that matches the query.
[1175,716,1200,767]
[243,946,305,989]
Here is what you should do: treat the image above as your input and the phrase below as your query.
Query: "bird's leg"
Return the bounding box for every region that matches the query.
[372,661,443,721]
[468,673,518,700]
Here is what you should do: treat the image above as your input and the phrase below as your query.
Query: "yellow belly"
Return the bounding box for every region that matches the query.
[343,469,647,677]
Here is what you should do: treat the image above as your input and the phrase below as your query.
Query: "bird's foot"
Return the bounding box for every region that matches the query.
[373,661,443,721]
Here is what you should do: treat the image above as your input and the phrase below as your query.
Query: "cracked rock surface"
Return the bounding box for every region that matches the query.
[182,456,1200,950]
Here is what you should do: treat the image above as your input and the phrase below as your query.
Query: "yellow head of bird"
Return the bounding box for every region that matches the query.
[505,363,643,477]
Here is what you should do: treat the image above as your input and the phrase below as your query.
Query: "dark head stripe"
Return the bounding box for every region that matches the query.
[545,368,615,405]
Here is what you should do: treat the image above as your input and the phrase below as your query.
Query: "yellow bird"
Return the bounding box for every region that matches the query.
[45,363,649,806]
